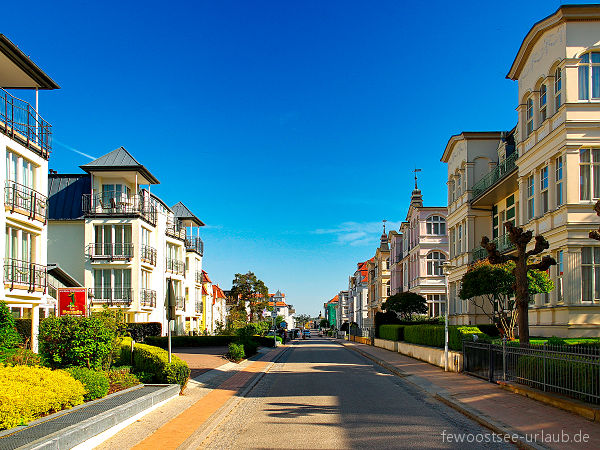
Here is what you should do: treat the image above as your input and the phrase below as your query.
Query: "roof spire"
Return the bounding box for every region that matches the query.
[383,219,387,234]
[413,168,421,189]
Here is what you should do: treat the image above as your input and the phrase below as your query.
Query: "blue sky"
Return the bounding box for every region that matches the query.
[3,0,591,315]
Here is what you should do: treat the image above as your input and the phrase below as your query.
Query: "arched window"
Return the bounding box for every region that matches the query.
[554,67,562,110]
[427,251,446,276]
[426,215,446,235]
[539,84,547,122]
[578,52,600,100]
[526,97,534,136]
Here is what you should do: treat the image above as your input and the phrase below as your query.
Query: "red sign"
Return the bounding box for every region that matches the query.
[58,288,87,316]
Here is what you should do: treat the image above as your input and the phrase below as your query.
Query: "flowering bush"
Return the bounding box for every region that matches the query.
[0,366,85,430]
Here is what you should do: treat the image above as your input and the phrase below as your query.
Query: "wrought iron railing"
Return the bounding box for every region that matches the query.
[140,245,157,265]
[471,152,518,199]
[464,341,600,404]
[86,243,134,260]
[140,288,156,308]
[166,220,186,240]
[4,259,47,292]
[195,270,202,284]
[0,88,51,158]
[4,180,47,222]
[81,194,157,226]
[89,287,133,306]
[471,233,515,262]
[166,257,185,275]
[176,296,185,310]
[185,236,204,255]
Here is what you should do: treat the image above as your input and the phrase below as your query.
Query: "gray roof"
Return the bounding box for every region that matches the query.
[47,264,82,287]
[48,174,90,220]
[172,201,204,226]
[80,147,159,184]
[0,34,60,89]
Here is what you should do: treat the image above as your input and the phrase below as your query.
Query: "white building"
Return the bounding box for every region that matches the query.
[348,260,369,328]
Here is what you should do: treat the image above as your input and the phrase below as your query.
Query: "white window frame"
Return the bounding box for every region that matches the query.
[578,52,600,100]
[540,166,549,214]
[556,155,564,206]
[527,175,535,220]
[554,67,562,110]
[539,84,547,122]
[580,148,600,201]
[426,251,446,276]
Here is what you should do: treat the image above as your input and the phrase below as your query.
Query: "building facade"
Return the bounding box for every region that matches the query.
[347,259,369,328]
[368,228,390,318]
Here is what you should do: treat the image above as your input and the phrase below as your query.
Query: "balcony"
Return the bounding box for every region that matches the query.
[4,181,47,222]
[0,88,51,158]
[82,194,157,226]
[166,220,185,240]
[89,287,133,307]
[140,245,157,265]
[185,236,204,256]
[4,259,47,292]
[86,243,134,261]
[471,233,515,262]
[471,152,518,200]
[195,270,202,284]
[140,288,156,308]
[166,257,185,275]
[176,296,185,310]
[195,300,203,313]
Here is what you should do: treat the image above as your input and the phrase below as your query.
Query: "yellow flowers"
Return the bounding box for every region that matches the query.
[0,365,85,430]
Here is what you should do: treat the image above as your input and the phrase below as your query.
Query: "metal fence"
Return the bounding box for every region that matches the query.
[463,341,600,404]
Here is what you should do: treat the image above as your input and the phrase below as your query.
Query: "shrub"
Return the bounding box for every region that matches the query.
[105,367,140,393]
[39,316,114,370]
[0,301,21,351]
[546,336,567,346]
[0,365,85,430]
[403,325,490,351]
[145,335,235,348]
[243,340,259,357]
[476,324,501,337]
[14,318,32,344]
[66,367,110,401]
[236,324,262,341]
[0,347,43,366]
[127,322,162,343]
[227,342,245,362]
[379,325,406,341]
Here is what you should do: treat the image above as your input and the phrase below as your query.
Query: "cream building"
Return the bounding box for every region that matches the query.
[368,227,390,318]
[347,259,369,328]
[48,147,207,336]
[1,35,59,351]
[443,4,600,337]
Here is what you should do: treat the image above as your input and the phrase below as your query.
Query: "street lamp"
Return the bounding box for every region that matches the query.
[442,261,455,372]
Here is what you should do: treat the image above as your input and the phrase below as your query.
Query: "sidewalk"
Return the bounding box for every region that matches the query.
[340,339,600,449]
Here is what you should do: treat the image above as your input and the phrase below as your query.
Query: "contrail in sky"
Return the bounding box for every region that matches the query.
[53,139,96,160]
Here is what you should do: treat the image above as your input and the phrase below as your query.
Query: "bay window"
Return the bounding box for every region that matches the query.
[581,247,600,303]
[580,148,600,200]
[578,52,600,100]
[427,251,446,276]
[426,215,446,235]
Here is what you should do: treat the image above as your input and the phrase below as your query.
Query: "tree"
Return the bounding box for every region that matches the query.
[482,221,556,344]
[459,260,553,340]
[230,272,269,323]
[319,318,329,329]
[0,301,21,351]
[382,292,427,321]
[295,314,311,328]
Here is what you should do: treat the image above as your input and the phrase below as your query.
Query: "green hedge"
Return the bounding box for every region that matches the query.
[14,318,32,343]
[66,367,109,401]
[255,336,281,347]
[119,339,190,390]
[379,325,406,341]
[145,335,235,348]
[227,343,245,362]
[403,325,489,351]
[127,323,162,343]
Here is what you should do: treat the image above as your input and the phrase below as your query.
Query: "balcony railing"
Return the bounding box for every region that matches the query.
[166,257,185,275]
[4,259,47,292]
[176,296,185,310]
[166,220,186,240]
[185,236,204,255]
[471,233,515,262]
[86,243,134,260]
[471,152,518,199]
[82,194,157,226]
[195,270,202,284]
[140,245,157,265]
[195,301,203,313]
[4,181,47,222]
[140,288,156,308]
[0,88,51,158]
[89,287,133,307]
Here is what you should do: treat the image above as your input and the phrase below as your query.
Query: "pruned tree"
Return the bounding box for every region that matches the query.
[382,292,427,321]
[481,222,556,344]
[230,271,269,323]
[459,260,554,340]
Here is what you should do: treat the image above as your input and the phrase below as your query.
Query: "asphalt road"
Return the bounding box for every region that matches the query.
[201,334,515,449]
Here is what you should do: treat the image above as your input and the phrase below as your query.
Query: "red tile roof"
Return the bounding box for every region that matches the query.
[201,270,212,283]
[268,301,287,307]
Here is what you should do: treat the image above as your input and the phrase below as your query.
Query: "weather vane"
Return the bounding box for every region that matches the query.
[413,168,422,189]
[383,219,387,234]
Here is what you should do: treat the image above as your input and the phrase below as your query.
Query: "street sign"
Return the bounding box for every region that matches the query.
[58,288,87,316]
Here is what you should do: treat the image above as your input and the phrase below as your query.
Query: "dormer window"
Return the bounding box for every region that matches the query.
[578,52,600,100]
[539,84,547,122]
[554,68,562,110]
[526,98,534,136]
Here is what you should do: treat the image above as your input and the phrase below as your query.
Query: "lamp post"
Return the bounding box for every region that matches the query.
[442,262,455,372]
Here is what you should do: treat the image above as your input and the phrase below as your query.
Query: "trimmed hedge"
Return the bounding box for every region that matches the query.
[66,367,109,401]
[227,343,245,362]
[255,336,281,347]
[0,365,85,430]
[403,325,490,351]
[127,323,162,343]
[145,335,235,348]
[120,340,190,390]
[379,325,406,342]
[243,340,259,357]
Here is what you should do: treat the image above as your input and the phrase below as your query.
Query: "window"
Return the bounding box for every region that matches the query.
[556,250,564,303]
[94,269,132,301]
[449,180,455,203]
[455,173,462,198]
[5,226,33,262]
[492,205,499,239]
[427,294,446,317]
[427,251,446,276]
[540,166,549,214]
[554,67,562,110]
[101,184,131,205]
[426,215,446,235]
[94,224,132,257]
[578,52,600,100]
[539,84,547,122]
[449,228,455,259]
[580,149,600,200]
[506,194,516,226]
[556,156,564,206]
[581,247,600,302]
[457,224,463,254]
[6,151,35,188]
[526,98,534,136]
[527,175,535,220]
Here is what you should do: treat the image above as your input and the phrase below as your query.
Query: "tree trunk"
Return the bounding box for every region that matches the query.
[514,259,530,345]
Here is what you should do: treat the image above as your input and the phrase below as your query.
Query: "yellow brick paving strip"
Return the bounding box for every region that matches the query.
[132,348,284,450]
